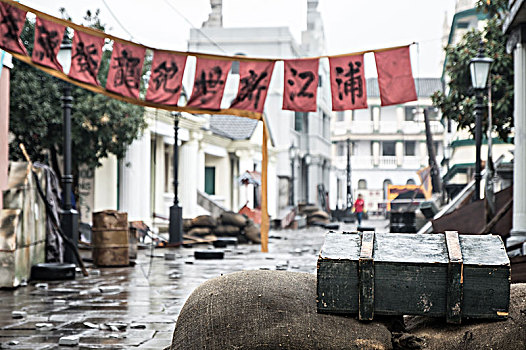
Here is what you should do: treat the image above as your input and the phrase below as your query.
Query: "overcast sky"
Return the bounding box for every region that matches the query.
[19,0,457,77]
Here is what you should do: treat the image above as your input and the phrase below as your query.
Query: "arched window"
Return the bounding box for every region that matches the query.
[231,53,246,74]
[358,179,367,189]
[406,179,416,185]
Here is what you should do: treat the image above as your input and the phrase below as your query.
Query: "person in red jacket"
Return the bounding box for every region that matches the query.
[354,194,364,226]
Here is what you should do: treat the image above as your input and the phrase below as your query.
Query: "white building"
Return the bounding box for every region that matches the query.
[330,78,445,215]
[188,0,332,216]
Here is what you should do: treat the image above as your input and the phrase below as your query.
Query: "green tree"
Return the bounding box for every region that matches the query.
[9,10,147,186]
[432,0,513,141]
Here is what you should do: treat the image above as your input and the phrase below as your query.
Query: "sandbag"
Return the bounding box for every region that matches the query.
[401,283,526,350]
[186,227,211,237]
[308,209,330,220]
[171,271,393,350]
[213,224,240,236]
[182,219,193,232]
[220,211,247,227]
[244,223,261,243]
[190,215,217,228]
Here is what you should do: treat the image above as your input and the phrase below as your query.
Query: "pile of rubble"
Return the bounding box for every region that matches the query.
[184,211,261,244]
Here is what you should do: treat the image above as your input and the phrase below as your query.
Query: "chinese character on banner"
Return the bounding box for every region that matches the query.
[230,61,275,113]
[106,42,146,99]
[374,46,417,106]
[68,31,104,86]
[32,17,65,71]
[187,57,231,110]
[146,51,187,105]
[0,2,27,55]
[329,54,367,111]
[283,58,318,112]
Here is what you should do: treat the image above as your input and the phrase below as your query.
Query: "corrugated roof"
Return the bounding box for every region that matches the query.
[366,78,443,98]
[209,115,259,140]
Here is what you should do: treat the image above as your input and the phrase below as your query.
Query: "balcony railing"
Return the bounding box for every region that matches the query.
[350,121,373,134]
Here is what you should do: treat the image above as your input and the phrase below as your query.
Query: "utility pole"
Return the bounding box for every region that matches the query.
[346,138,353,209]
[423,109,441,193]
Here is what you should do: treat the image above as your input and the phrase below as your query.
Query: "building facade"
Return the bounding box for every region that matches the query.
[330,78,445,215]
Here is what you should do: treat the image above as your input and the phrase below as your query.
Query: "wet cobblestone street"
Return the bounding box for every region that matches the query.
[0,219,387,349]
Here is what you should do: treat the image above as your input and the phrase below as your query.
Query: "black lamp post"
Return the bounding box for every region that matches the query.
[57,36,79,263]
[289,143,298,206]
[168,111,183,245]
[469,41,493,202]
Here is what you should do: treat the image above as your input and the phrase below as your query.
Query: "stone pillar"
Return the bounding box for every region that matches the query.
[372,107,380,132]
[372,141,380,167]
[197,138,206,192]
[419,141,428,167]
[510,40,526,246]
[237,150,254,208]
[396,141,403,167]
[179,132,200,219]
[94,154,118,212]
[153,136,166,217]
[120,130,151,223]
[396,106,404,131]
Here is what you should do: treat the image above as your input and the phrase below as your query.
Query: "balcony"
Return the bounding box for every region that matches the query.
[350,121,373,134]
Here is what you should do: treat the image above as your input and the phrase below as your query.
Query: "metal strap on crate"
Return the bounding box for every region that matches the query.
[359,231,375,321]
[445,230,464,324]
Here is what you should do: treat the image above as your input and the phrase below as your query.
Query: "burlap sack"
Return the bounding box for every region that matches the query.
[400,283,526,350]
[186,227,211,237]
[220,211,248,227]
[244,223,261,243]
[213,224,241,236]
[171,271,393,350]
[190,215,217,228]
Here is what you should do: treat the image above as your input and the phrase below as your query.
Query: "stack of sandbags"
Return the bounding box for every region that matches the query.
[183,212,261,244]
[298,204,330,226]
[186,215,217,238]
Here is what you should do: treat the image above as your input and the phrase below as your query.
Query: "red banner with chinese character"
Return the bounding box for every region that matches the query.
[329,54,367,111]
[230,60,275,113]
[32,17,65,71]
[374,46,417,106]
[282,58,318,112]
[0,2,27,55]
[68,31,104,86]
[187,57,231,110]
[146,51,187,105]
[106,42,146,99]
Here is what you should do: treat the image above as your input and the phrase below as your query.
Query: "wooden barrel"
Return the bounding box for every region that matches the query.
[92,211,129,267]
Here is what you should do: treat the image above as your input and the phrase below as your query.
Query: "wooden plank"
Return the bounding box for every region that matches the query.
[359,231,374,321]
[445,231,463,324]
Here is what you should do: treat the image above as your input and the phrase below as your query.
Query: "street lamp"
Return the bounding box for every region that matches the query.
[303,153,311,203]
[469,40,493,201]
[57,35,79,263]
[346,138,353,210]
[288,143,298,206]
[168,111,183,245]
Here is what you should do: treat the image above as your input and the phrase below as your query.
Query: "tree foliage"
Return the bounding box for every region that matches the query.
[9,10,147,178]
[432,0,513,141]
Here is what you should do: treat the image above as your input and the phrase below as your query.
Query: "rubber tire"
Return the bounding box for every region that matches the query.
[31,263,76,281]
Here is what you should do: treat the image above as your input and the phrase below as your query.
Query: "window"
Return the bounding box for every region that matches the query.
[407,179,416,185]
[404,141,416,156]
[382,141,396,156]
[383,179,392,199]
[426,107,439,120]
[405,106,416,121]
[358,179,367,189]
[294,112,303,132]
[434,141,441,155]
[337,111,345,122]
[337,142,346,157]
[231,53,246,74]
[204,166,215,195]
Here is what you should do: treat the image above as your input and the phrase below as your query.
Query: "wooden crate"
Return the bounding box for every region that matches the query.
[317,231,510,323]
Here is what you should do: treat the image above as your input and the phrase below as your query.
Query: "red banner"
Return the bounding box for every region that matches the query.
[68,31,104,86]
[106,42,146,99]
[230,61,275,113]
[187,57,231,110]
[329,54,367,111]
[374,46,417,106]
[0,2,27,55]
[146,51,187,105]
[283,58,318,112]
[32,17,65,71]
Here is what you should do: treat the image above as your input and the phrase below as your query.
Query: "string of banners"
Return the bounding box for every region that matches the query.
[0,0,417,118]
